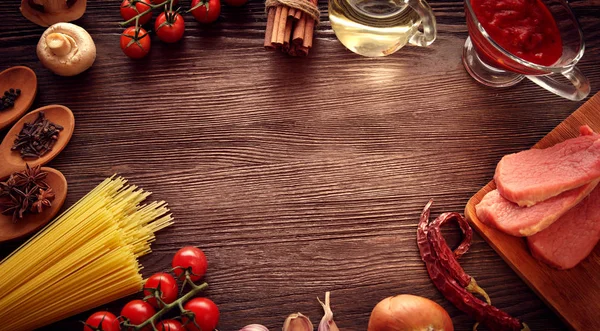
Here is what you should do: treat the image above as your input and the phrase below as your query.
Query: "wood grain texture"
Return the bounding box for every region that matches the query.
[0,0,599,330]
[465,92,600,331]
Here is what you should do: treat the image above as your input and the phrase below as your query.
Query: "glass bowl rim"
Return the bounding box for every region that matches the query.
[464,0,586,72]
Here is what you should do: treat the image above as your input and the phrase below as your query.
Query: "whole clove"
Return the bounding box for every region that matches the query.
[0,88,21,111]
[11,111,63,160]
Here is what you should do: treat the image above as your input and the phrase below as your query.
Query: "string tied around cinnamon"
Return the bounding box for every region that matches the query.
[265,0,320,24]
[264,0,319,56]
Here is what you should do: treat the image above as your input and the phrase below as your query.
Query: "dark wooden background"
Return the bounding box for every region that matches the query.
[1,0,599,329]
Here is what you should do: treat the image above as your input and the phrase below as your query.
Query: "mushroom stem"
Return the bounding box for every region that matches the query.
[46,33,74,57]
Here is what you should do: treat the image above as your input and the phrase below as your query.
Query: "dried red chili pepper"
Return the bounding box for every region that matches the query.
[417,200,529,331]
[427,211,490,304]
[427,212,471,286]
[430,210,472,259]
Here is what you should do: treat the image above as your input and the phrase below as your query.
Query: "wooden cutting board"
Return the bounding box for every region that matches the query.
[465,91,600,331]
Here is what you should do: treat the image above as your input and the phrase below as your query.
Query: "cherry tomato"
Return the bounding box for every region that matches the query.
[182,298,219,331]
[155,11,185,43]
[83,311,121,331]
[223,0,247,6]
[190,0,221,24]
[152,0,179,5]
[120,26,151,59]
[120,0,153,25]
[157,319,185,331]
[120,300,156,331]
[143,272,179,308]
[172,246,208,282]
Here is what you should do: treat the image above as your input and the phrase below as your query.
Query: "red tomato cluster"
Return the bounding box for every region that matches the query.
[119,0,247,59]
[83,247,219,331]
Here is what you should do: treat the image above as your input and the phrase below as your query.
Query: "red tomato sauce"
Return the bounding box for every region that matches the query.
[471,0,562,66]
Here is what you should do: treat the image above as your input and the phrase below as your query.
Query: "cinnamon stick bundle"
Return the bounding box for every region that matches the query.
[264,0,318,57]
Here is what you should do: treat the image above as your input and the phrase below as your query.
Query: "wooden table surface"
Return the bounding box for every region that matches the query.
[1,0,599,330]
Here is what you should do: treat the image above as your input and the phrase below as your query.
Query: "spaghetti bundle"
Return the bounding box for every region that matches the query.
[0,176,173,331]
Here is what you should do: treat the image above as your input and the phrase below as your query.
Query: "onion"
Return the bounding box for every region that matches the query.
[368,295,453,331]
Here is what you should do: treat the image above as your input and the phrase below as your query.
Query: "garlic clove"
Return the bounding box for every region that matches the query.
[239,324,269,331]
[317,292,339,331]
[283,313,313,331]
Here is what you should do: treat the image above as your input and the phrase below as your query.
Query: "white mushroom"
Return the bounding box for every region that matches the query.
[21,0,87,27]
[37,23,96,76]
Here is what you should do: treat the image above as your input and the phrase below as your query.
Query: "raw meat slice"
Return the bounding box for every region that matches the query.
[476,179,599,237]
[528,184,600,269]
[494,126,600,207]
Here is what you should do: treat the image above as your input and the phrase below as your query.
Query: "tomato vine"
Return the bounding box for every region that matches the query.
[83,246,218,331]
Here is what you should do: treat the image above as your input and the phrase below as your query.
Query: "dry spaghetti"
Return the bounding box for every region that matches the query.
[0,176,173,331]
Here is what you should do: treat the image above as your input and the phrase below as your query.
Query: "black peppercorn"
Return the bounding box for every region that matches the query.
[0,87,21,112]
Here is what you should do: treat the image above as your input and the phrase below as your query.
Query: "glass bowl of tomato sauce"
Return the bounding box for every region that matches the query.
[463,0,590,101]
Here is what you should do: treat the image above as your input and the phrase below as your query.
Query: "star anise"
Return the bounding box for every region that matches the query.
[0,194,25,223]
[0,181,12,198]
[31,187,55,213]
[12,164,48,189]
[0,173,18,197]
[0,165,53,222]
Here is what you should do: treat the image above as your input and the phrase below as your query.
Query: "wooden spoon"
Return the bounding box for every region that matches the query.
[0,167,67,242]
[0,105,75,179]
[0,105,73,242]
[0,66,37,130]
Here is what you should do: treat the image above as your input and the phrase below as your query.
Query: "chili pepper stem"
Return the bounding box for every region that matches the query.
[466,278,491,305]
[128,280,208,331]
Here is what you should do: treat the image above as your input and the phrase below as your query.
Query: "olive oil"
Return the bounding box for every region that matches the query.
[329,0,422,57]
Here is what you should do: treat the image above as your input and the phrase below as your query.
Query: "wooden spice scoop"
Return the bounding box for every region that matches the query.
[0,66,37,130]
[0,105,75,179]
[0,167,67,243]
[0,104,73,242]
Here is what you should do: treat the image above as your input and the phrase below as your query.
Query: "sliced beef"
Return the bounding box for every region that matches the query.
[476,180,598,236]
[494,125,600,207]
[528,184,600,269]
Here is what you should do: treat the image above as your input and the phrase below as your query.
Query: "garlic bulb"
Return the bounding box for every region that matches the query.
[317,292,339,331]
[283,313,313,331]
[239,324,269,331]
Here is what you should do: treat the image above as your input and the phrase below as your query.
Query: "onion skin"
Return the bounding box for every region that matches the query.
[368,295,454,331]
